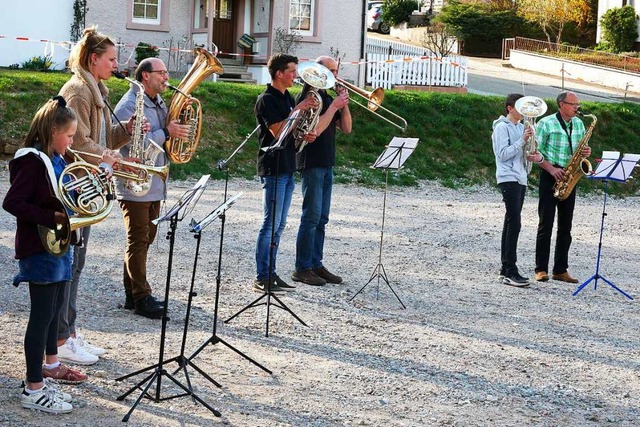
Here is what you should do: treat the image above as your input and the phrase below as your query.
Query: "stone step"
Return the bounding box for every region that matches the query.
[218,76,257,84]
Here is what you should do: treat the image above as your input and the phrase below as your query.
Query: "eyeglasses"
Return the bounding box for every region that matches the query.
[562,101,580,107]
[149,70,169,76]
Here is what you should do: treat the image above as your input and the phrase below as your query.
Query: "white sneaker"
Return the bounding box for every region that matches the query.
[43,378,72,402]
[75,334,107,357]
[57,338,99,365]
[20,385,73,414]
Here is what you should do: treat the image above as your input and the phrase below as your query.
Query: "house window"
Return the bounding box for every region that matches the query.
[127,0,169,31]
[216,0,232,19]
[194,0,209,29]
[289,0,314,36]
[133,0,161,24]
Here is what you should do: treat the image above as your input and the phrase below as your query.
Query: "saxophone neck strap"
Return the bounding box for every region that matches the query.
[555,112,573,154]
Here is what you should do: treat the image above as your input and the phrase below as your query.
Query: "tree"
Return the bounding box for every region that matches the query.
[517,0,591,45]
[436,1,532,56]
[599,6,639,53]
[383,0,420,28]
[421,22,457,57]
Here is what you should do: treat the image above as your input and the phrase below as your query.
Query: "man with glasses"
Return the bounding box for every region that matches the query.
[292,56,351,286]
[113,58,190,318]
[532,91,592,284]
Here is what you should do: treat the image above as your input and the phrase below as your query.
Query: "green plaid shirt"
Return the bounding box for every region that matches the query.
[536,113,586,168]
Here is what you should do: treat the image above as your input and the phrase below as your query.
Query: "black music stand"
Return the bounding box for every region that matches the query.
[350,137,419,308]
[225,116,307,337]
[178,190,272,382]
[573,151,639,300]
[115,175,221,422]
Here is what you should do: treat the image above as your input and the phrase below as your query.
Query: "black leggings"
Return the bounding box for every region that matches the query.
[25,281,66,383]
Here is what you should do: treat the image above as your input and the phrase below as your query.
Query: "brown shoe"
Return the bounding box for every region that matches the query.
[313,266,343,284]
[43,363,87,384]
[291,269,326,286]
[552,272,579,283]
[534,271,549,282]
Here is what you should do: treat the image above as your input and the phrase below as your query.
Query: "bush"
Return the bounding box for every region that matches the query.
[383,0,420,28]
[600,6,638,53]
[21,55,53,71]
[436,1,536,57]
[135,42,159,65]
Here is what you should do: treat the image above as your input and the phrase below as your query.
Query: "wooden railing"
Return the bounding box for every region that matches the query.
[513,37,640,74]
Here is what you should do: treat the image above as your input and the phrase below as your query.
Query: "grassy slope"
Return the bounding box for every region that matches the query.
[1,69,639,195]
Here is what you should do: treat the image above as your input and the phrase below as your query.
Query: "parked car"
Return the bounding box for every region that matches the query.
[367,2,390,34]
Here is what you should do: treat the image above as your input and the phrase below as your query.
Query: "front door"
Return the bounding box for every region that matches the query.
[212,0,235,54]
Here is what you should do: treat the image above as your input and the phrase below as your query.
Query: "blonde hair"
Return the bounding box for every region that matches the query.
[24,97,77,158]
[68,26,115,71]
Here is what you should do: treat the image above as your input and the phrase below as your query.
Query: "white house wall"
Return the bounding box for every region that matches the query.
[270,1,364,84]
[0,1,74,70]
[86,0,192,69]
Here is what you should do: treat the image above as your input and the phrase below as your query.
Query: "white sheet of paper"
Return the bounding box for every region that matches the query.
[591,151,640,182]
[373,137,419,169]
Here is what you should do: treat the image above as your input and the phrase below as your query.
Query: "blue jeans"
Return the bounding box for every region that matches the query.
[255,173,295,280]
[295,167,333,271]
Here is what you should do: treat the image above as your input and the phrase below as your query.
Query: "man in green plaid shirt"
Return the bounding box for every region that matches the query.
[533,91,592,284]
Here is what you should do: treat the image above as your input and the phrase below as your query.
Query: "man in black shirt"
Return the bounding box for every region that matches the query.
[291,56,352,286]
[253,53,318,293]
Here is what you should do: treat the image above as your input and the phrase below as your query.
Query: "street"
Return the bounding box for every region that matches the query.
[367,33,638,103]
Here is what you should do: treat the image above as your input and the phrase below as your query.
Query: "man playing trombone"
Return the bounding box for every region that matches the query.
[292,56,352,286]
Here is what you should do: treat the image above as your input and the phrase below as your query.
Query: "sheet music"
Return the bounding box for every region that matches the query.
[190,192,243,233]
[373,137,419,170]
[591,151,640,182]
[152,174,211,225]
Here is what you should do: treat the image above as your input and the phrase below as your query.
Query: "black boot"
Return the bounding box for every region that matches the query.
[134,295,164,319]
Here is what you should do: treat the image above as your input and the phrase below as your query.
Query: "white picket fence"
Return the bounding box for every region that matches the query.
[365,38,467,89]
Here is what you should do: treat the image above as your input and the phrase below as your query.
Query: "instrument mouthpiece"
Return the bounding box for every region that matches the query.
[112,71,126,79]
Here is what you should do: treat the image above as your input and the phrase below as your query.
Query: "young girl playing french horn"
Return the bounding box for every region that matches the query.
[3,96,116,414]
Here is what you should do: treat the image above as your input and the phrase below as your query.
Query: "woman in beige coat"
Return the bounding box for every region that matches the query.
[53,27,138,377]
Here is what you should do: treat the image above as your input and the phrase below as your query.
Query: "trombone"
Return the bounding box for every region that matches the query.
[67,148,169,183]
[334,77,408,132]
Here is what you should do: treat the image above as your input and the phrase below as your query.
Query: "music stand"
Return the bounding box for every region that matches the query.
[115,175,221,422]
[225,115,307,337]
[350,137,419,308]
[572,151,640,300]
[176,190,272,382]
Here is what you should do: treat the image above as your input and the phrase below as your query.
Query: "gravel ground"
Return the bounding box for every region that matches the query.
[1,161,639,427]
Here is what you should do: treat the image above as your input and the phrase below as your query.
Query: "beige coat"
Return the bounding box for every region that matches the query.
[58,67,130,160]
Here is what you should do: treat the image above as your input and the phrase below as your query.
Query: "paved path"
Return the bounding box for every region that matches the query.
[367,33,639,104]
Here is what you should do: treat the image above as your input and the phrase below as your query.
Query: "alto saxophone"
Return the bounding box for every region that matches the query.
[553,111,596,200]
[113,72,166,196]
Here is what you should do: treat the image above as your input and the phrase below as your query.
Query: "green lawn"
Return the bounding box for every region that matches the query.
[2,69,639,196]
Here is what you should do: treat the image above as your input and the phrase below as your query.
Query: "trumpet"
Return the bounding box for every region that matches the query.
[67,148,169,185]
[333,77,407,132]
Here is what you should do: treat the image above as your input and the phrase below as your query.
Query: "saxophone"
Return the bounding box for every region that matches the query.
[113,72,167,196]
[552,111,596,201]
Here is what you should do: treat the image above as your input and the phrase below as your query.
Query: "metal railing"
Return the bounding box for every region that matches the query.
[513,37,640,74]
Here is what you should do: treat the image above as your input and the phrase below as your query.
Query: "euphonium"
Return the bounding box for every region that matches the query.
[165,47,223,163]
[515,96,547,173]
[113,71,166,196]
[553,111,596,201]
[293,61,336,153]
[38,161,115,256]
